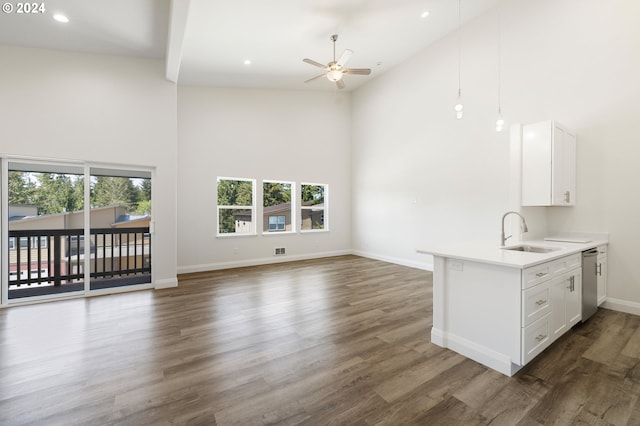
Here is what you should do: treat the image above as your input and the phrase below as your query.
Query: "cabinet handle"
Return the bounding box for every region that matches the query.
[535,334,547,342]
[535,299,547,306]
[597,263,602,276]
[536,272,547,278]
[564,191,571,203]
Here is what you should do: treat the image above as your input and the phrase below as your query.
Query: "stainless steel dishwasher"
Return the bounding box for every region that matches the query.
[582,248,599,322]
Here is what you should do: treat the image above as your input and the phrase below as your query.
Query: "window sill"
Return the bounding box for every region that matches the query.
[216,233,257,239]
[300,229,329,234]
[262,231,297,236]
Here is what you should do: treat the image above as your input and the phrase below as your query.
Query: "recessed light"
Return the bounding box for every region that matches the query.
[243,59,251,65]
[53,13,69,23]
[421,11,430,18]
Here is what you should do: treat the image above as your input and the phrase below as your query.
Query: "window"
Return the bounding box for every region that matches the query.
[268,215,286,231]
[263,180,293,233]
[301,183,327,231]
[217,177,255,235]
[9,236,47,250]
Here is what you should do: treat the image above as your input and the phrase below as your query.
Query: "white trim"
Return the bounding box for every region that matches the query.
[1,158,8,306]
[216,177,256,236]
[432,327,522,377]
[177,250,352,274]
[602,298,640,316]
[353,250,433,271]
[154,277,178,289]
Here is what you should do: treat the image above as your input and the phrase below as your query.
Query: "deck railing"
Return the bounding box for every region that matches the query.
[8,227,151,288]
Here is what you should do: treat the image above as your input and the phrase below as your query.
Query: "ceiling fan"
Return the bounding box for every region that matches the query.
[303,34,372,90]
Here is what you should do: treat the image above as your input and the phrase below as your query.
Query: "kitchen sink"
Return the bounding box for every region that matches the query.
[502,244,560,253]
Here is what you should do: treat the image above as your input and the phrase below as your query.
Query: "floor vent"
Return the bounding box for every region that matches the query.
[274,247,286,256]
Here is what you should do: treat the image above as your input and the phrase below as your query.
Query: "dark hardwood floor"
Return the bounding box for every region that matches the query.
[1,255,639,425]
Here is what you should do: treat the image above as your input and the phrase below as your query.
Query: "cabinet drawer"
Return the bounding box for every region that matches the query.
[523,264,551,289]
[550,253,581,275]
[597,245,608,258]
[522,314,552,365]
[522,281,552,327]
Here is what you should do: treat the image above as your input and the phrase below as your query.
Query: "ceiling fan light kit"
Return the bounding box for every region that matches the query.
[303,34,371,90]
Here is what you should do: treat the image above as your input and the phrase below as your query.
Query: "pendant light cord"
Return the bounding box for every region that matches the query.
[497,12,501,113]
[457,0,461,93]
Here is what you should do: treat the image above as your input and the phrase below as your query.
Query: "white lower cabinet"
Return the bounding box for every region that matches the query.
[521,255,582,365]
[432,251,588,376]
[549,268,582,341]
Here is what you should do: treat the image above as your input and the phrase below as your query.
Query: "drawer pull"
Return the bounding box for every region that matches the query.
[535,272,547,278]
[535,334,547,342]
[535,299,547,306]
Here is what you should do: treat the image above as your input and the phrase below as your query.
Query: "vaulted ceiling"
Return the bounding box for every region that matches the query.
[0,0,503,91]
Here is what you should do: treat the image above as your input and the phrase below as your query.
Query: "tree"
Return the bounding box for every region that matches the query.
[301,184,324,205]
[91,176,139,212]
[8,171,36,205]
[139,179,151,202]
[34,173,84,215]
[217,179,253,233]
[263,182,291,207]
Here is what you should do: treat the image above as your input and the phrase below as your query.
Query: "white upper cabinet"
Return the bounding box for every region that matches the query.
[522,120,576,206]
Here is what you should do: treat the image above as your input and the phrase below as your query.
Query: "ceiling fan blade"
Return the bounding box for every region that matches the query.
[303,58,327,68]
[336,79,346,90]
[343,68,371,75]
[336,49,353,68]
[304,73,326,83]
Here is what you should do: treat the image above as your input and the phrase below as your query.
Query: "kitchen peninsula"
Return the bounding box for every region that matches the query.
[418,235,608,376]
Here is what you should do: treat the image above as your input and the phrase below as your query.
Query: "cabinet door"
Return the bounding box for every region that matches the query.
[522,121,553,206]
[551,125,576,205]
[549,275,568,341]
[566,270,582,327]
[597,255,608,306]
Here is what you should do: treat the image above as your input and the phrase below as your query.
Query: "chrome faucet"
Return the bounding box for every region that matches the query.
[501,211,528,246]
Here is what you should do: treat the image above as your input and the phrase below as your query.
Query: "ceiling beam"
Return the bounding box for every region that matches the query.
[165,0,191,83]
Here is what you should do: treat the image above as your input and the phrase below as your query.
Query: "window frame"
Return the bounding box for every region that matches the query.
[216,177,257,237]
[300,182,328,233]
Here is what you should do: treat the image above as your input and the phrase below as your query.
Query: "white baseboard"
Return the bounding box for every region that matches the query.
[177,250,353,275]
[352,250,433,271]
[431,327,520,377]
[154,277,178,289]
[602,298,640,316]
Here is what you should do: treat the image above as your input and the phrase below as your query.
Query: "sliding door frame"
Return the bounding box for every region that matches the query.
[0,156,155,308]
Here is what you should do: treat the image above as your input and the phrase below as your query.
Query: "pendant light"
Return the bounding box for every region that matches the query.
[454,0,463,119]
[495,12,505,132]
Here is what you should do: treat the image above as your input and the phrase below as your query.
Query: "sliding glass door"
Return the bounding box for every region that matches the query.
[89,168,152,291]
[2,159,153,304]
[6,161,85,300]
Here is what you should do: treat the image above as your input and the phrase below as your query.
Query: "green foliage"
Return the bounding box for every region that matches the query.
[92,176,139,212]
[218,209,235,234]
[217,179,254,233]
[301,184,324,205]
[8,171,36,205]
[9,172,151,216]
[217,179,252,206]
[263,182,291,207]
[135,200,152,215]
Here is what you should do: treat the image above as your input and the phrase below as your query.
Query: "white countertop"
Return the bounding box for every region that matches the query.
[417,237,608,269]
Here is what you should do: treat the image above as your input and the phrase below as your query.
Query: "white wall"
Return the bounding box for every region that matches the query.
[0,46,178,289]
[177,86,351,273]
[351,0,640,306]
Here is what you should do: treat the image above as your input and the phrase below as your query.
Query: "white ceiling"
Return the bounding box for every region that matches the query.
[0,0,503,92]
